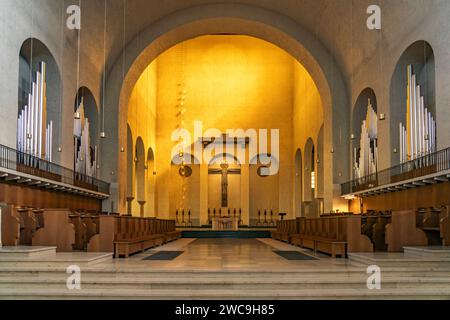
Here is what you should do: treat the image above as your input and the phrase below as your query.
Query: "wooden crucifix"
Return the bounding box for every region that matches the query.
[209,162,241,208]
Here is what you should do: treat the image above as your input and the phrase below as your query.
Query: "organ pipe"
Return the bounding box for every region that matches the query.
[354,99,378,180]
[399,65,436,164]
[17,62,53,162]
[74,97,97,178]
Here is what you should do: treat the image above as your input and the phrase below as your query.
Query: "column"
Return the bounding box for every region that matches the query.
[240,164,250,226]
[138,201,146,218]
[199,163,209,226]
[126,197,134,216]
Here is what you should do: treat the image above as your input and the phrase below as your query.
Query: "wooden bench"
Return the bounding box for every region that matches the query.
[112,217,180,258]
[386,210,427,252]
[291,234,347,258]
[290,216,373,257]
[271,220,297,243]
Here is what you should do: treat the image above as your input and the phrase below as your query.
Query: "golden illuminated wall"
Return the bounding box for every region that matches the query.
[155,35,294,220]
[293,61,324,215]
[127,35,324,220]
[126,62,157,216]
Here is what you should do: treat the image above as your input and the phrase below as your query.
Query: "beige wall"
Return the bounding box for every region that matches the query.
[126,35,326,222]
[126,62,157,216]
[292,61,326,216]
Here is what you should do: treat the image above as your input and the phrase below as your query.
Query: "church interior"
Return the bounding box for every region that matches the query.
[0,0,450,300]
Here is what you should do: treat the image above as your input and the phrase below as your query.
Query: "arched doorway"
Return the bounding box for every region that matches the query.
[146,148,156,217]
[135,137,146,217]
[294,149,303,217]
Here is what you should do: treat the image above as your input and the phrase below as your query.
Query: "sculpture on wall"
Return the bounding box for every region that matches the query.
[74,97,97,177]
[17,62,53,162]
[399,64,436,164]
[354,99,378,179]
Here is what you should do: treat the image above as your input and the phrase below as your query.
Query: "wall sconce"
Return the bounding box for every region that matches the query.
[120,147,125,153]
[111,171,115,176]
[393,148,398,154]
[97,165,100,170]
[57,147,62,153]
[316,159,321,164]
[379,114,386,120]
[350,134,355,140]
[339,172,342,177]
[330,148,335,154]
[100,132,106,139]
[74,112,81,120]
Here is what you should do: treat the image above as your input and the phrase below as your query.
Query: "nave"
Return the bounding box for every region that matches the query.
[1,238,450,299]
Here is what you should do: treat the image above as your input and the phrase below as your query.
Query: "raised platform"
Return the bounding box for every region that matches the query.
[181,230,271,238]
[0,246,56,259]
[0,246,112,266]
[348,251,450,267]
[404,246,450,258]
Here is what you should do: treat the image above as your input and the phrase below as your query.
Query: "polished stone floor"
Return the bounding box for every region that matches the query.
[96,238,355,272]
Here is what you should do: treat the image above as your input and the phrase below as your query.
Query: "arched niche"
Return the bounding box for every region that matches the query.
[316,125,325,201]
[135,137,146,203]
[303,138,315,203]
[73,87,99,177]
[352,88,378,178]
[294,149,303,217]
[74,87,99,150]
[18,38,61,163]
[390,40,435,166]
[249,154,279,226]
[126,124,134,198]
[146,148,156,217]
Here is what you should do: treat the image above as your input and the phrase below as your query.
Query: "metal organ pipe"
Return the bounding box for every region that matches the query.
[399,64,436,164]
[74,97,97,178]
[17,62,53,162]
[354,99,378,180]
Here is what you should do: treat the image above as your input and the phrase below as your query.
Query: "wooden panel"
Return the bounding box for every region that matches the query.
[354,182,450,212]
[0,182,101,212]
[344,217,374,253]
[1,205,20,246]
[32,209,75,252]
[441,206,450,246]
[385,210,428,252]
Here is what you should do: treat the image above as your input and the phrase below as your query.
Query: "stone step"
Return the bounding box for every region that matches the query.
[0,252,113,267]
[0,246,57,259]
[1,288,450,300]
[2,267,450,278]
[347,253,450,267]
[0,276,449,290]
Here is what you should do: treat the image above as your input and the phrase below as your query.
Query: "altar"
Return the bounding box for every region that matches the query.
[212,217,239,231]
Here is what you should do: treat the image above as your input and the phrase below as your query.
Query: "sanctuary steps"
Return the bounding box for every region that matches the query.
[0,269,450,300]
[0,263,450,299]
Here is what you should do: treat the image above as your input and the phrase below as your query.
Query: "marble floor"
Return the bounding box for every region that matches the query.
[95,238,356,272]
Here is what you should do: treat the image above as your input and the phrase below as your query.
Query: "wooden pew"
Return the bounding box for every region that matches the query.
[87,215,117,252]
[385,210,428,252]
[1,205,20,246]
[17,207,39,245]
[70,214,87,251]
[32,209,75,252]
[372,213,391,251]
[291,216,373,258]
[88,215,180,257]
[441,205,450,246]
[82,215,99,245]
[270,220,297,243]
